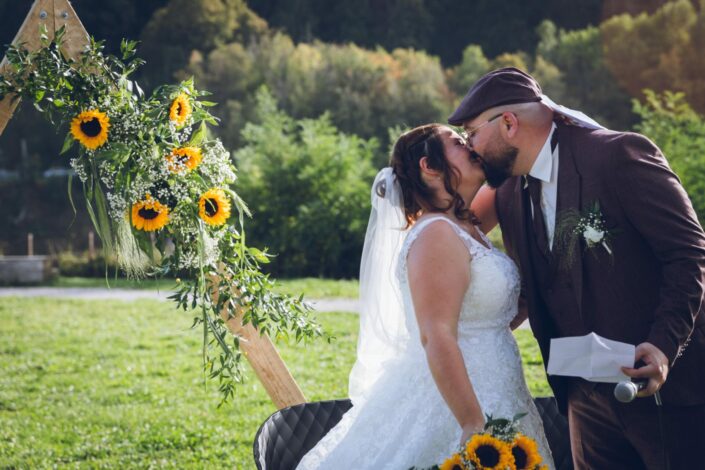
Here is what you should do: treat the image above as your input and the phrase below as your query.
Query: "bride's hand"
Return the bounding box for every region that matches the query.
[459,421,485,446]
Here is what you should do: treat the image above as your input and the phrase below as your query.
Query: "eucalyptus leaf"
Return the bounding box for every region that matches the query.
[60,133,74,155]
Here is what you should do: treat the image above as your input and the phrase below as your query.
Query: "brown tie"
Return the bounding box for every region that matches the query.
[527,175,549,256]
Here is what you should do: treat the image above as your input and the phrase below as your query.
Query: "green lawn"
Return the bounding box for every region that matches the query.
[47,276,360,299]
[0,297,548,469]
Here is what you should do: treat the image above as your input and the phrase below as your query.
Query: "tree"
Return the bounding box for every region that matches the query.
[446,45,491,97]
[139,0,267,87]
[235,88,377,278]
[184,34,452,155]
[601,0,705,114]
[537,21,635,130]
[634,90,705,224]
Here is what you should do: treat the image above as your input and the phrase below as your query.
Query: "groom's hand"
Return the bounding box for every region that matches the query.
[621,342,670,397]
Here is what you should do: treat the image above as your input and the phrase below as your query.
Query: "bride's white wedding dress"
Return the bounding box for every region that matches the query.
[297,216,555,469]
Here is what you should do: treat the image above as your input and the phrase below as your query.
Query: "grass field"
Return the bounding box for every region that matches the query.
[0,297,548,469]
[47,277,360,299]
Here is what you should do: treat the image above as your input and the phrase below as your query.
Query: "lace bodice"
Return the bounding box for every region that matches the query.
[296,216,554,470]
[397,216,522,336]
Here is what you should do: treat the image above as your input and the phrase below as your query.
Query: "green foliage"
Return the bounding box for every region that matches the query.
[186,34,453,150]
[537,21,635,130]
[634,90,705,225]
[138,0,267,87]
[601,0,705,116]
[55,251,120,278]
[235,87,377,278]
[447,45,491,97]
[248,0,604,65]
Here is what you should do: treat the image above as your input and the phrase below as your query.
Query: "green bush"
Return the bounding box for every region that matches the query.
[634,90,705,225]
[235,87,377,278]
[55,251,121,278]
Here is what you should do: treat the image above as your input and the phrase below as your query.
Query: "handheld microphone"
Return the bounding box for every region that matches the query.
[614,360,648,403]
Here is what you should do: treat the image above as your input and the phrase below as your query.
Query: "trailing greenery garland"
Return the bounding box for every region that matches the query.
[0,26,326,405]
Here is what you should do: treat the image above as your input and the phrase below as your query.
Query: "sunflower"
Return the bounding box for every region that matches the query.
[169,92,191,127]
[199,188,231,226]
[510,434,542,470]
[131,194,169,231]
[440,453,467,470]
[464,434,513,470]
[166,147,202,172]
[70,110,110,150]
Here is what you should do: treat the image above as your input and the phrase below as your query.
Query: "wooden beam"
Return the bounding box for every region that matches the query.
[0,0,54,135]
[54,0,90,60]
[0,0,90,136]
[211,274,306,409]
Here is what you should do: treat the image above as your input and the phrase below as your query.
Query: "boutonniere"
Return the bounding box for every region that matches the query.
[554,201,616,270]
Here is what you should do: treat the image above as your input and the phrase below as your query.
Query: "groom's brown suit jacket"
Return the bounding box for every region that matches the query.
[496,122,705,413]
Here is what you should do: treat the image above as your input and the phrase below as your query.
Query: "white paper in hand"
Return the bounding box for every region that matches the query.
[546,332,635,383]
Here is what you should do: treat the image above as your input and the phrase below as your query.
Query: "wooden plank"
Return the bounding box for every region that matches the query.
[212,275,306,409]
[53,0,90,60]
[223,311,306,409]
[0,0,54,135]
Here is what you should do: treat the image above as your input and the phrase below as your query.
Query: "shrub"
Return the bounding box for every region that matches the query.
[235,87,378,278]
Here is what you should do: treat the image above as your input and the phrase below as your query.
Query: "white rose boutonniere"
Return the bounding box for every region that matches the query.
[555,201,616,270]
[583,226,605,246]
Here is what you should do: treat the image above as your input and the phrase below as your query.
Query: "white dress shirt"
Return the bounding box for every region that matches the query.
[525,123,559,250]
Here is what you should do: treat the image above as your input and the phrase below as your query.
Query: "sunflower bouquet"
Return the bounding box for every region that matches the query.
[411,414,548,470]
[0,26,325,404]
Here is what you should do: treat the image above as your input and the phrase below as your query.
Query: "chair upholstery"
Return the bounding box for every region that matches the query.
[533,396,574,470]
[253,399,353,470]
[254,397,573,470]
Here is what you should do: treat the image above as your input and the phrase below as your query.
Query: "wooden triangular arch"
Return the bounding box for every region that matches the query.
[0,0,305,410]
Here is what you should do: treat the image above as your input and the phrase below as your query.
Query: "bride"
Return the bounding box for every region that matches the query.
[297,124,555,469]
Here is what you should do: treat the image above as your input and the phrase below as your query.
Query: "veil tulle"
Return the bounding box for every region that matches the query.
[348,167,410,406]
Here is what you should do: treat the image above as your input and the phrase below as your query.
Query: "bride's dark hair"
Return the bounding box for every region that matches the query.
[390,123,477,228]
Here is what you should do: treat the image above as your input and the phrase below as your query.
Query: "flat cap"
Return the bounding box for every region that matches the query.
[448,67,543,126]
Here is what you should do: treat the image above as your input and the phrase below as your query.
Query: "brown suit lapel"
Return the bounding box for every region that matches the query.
[555,125,583,316]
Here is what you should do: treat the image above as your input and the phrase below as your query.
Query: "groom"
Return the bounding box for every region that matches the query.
[449,67,705,469]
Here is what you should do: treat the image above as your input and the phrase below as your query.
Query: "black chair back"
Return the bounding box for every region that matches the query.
[254,397,573,470]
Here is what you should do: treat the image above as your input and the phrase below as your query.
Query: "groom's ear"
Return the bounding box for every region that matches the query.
[501,112,519,139]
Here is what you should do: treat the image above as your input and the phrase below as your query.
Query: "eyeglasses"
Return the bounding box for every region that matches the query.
[462,112,504,143]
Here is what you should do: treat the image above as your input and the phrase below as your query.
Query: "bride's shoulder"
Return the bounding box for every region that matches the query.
[405,217,467,258]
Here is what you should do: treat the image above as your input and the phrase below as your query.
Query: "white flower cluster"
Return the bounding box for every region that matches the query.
[106,191,128,221]
[108,110,143,143]
[200,141,236,187]
[175,125,193,144]
[98,160,115,189]
[69,157,88,183]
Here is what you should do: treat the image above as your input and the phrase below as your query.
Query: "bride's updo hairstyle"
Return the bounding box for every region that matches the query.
[390,123,476,228]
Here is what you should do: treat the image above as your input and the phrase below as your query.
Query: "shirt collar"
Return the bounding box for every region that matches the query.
[528,123,558,184]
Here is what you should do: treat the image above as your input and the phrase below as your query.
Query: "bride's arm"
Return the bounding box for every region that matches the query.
[407,221,485,443]
[470,185,498,235]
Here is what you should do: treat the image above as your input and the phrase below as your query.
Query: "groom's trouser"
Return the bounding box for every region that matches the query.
[567,381,705,470]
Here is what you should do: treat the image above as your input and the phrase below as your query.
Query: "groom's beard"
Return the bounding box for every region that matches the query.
[473,145,519,188]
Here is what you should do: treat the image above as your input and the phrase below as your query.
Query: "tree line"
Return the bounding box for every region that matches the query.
[1,0,703,278]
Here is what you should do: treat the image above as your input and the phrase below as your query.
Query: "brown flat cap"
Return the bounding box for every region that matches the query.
[448,67,543,126]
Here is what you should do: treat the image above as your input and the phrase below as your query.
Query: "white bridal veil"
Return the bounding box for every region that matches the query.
[348,167,410,406]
